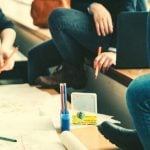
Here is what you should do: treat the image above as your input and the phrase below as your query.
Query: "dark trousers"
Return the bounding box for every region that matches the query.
[28,8,112,84]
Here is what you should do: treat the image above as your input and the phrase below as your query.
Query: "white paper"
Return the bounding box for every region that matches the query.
[0,84,65,150]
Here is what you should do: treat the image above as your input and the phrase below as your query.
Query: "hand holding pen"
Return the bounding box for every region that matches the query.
[93,47,116,78]
[0,47,18,74]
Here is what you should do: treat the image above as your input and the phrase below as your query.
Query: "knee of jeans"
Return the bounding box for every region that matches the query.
[48,8,69,30]
[126,75,149,107]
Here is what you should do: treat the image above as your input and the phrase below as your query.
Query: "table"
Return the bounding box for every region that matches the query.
[42,89,119,150]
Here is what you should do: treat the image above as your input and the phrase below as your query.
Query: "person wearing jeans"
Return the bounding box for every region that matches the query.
[98,74,150,150]
[28,0,147,89]
[126,74,150,150]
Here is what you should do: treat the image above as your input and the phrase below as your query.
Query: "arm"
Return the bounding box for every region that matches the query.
[71,1,118,73]
[1,28,16,54]
[89,2,118,73]
[0,9,16,71]
[89,2,113,36]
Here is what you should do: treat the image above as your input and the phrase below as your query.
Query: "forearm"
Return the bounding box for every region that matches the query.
[0,28,16,53]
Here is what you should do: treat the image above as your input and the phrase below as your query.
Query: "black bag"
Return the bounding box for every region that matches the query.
[116,12,150,68]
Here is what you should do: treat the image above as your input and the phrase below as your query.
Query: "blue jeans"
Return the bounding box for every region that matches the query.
[126,74,150,150]
[28,8,112,84]
[124,0,147,11]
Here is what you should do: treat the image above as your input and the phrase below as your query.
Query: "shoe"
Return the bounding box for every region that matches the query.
[35,63,87,89]
[97,121,143,150]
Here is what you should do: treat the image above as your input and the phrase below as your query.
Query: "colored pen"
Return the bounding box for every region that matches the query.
[0,47,19,73]
[0,136,17,142]
[60,83,64,113]
[63,83,68,114]
[95,47,102,79]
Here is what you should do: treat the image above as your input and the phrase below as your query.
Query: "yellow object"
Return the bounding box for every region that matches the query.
[72,112,97,125]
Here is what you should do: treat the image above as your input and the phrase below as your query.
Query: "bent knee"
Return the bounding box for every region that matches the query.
[48,8,70,29]
[126,74,150,105]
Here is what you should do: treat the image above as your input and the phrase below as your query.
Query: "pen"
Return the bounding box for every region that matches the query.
[0,47,19,73]
[63,83,68,114]
[0,136,17,142]
[95,47,102,79]
[60,83,64,113]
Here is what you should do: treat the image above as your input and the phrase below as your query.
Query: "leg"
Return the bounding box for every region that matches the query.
[28,40,62,84]
[48,8,111,66]
[124,0,147,11]
[34,8,111,89]
[126,74,150,150]
[136,0,147,11]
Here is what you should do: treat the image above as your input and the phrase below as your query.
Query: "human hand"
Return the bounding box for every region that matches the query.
[90,3,113,36]
[0,48,16,73]
[93,52,116,74]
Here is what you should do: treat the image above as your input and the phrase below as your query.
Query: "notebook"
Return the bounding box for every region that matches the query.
[116,11,150,68]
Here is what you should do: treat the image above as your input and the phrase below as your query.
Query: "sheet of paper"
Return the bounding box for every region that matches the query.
[0,84,64,150]
[0,130,65,150]
[0,84,61,117]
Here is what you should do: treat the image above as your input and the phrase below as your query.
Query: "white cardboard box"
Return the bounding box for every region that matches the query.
[71,92,97,113]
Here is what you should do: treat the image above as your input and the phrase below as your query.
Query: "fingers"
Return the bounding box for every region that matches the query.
[0,53,15,72]
[95,21,101,36]
[0,47,18,73]
[95,16,113,36]
[93,8,113,36]
[107,14,113,33]
[0,59,15,72]
[0,54,4,68]
[99,20,106,36]
[93,52,116,74]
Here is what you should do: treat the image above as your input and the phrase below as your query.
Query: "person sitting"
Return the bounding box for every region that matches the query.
[98,74,150,150]
[28,0,147,89]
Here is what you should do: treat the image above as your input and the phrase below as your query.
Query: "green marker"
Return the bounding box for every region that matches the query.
[0,136,17,142]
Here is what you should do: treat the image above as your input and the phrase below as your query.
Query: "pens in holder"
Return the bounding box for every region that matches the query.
[60,83,70,132]
[60,83,65,113]
[95,47,102,79]
[64,83,69,114]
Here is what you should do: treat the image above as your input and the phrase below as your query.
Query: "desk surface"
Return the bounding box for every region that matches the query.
[42,89,119,150]
[107,68,150,86]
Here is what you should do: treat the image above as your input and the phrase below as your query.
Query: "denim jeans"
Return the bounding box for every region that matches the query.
[28,0,147,84]
[126,74,150,150]
[124,0,147,11]
[28,8,112,84]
